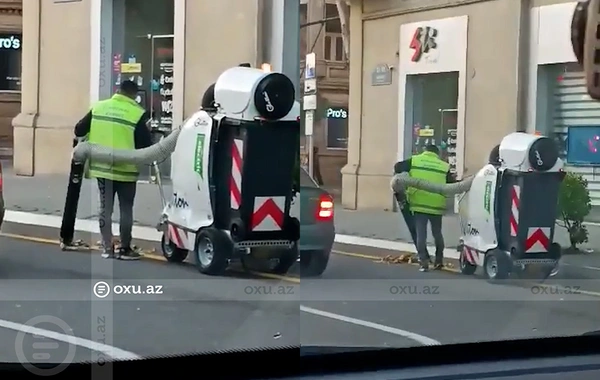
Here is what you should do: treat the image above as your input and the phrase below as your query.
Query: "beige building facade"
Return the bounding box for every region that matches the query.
[14,0,265,176]
[341,0,575,210]
[300,0,349,195]
[0,0,21,159]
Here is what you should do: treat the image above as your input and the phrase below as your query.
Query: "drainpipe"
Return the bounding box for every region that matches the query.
[516,0,530,132]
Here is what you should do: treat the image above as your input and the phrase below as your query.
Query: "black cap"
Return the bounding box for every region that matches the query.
[201,83,216,110]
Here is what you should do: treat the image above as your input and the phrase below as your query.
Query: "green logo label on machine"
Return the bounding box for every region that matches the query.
[193,134,205,178]
[483,181,492,213]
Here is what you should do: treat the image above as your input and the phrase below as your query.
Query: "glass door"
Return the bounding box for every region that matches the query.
[148,34,174,182]
[131,34,174,182]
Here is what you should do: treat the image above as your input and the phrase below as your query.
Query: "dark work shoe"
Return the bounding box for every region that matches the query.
[433,263,444,270]
[101,249,115,259]
[419,265,429,272]
[118,247,142,261]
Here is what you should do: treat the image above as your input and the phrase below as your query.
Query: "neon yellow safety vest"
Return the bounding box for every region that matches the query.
[407,151,450,215]
[88,94,145,182]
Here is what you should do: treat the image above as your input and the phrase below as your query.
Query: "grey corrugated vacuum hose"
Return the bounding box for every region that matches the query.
[390,172,474,195]
[72,127,182,165]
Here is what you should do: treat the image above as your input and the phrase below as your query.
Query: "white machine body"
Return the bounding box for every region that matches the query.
[160,66,300,253]
[499,132,564,173]
[458,163,499,260]
[162,111,215,251]
[214,67,300,122]
[458,132,563,276]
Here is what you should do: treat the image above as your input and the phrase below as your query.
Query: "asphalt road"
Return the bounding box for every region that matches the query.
[0,234,300,368]
[301,244,600,346]
[2,222,600,371]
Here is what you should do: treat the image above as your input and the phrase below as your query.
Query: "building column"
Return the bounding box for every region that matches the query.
[340,0,362,209]
[12,0,40,175]
[262,0,300,96]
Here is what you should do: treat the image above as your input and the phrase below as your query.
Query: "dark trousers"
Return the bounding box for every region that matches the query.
[414,212,445,265]
[97,178,137,249]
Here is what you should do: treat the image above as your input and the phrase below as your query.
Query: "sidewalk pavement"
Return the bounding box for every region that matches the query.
[3,164,600,268]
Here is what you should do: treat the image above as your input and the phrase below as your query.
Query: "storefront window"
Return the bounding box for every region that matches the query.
[106,0,174,179]
[325,107,348,149]
[0,33,21,91]
[536,62,592,162]
[405,72,459,173]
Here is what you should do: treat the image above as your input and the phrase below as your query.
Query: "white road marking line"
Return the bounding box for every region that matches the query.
[562,263,600,271]
[300,305,441,346]
[0,318,141,360]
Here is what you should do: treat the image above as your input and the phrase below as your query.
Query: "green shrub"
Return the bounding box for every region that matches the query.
[557,172,592,250]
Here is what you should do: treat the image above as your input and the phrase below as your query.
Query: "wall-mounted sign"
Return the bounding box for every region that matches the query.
[371,64,392,86]
[409,26,438,62]
[326,107,348,119]
[0,35,20,50]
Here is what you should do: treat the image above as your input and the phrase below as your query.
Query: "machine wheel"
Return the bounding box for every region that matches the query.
[194,228,232,276]
[270,247,299,275]
[300,250,330,277]
[483,249,511,282]
[458,245,477,275]
[160,234,188,263]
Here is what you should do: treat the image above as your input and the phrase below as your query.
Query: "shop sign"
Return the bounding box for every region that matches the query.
[326,107,347,119]
[0,35,20,50]
[409,26,438,62]
[371,64,392,86]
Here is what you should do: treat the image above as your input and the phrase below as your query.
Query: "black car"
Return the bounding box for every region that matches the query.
[297,168,334,277]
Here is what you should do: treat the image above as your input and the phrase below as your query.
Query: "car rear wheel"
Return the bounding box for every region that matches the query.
[300,250,330,277]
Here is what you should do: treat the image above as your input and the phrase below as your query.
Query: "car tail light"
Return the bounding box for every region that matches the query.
[316,194,334,221]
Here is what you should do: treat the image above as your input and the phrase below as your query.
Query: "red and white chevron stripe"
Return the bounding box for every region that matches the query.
[167,223,188,249]
[251,196,285,231]
[462,245,479,265]
[230,139,244,209]
[510,185,520,236]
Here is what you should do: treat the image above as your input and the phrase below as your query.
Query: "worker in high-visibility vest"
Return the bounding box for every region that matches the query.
[74,80,153,260]
[394,145,455,272]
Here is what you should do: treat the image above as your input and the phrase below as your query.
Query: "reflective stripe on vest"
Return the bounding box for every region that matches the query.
[408,152,450,215]
[87,94,145,182]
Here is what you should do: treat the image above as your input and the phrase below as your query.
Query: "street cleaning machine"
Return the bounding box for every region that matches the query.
[456,132,564,280]
[64,66,300,276]
[157,67,300,275]
[391,132,564,281]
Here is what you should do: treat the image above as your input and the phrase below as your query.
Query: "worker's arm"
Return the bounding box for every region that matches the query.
[74,111,92,138]
[133,111,153,149]
[394,158,412,174]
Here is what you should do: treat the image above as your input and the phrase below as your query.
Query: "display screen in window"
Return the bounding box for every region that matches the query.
[326,107,348,149]
[566,126,600,165]
[0,34,21,91]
